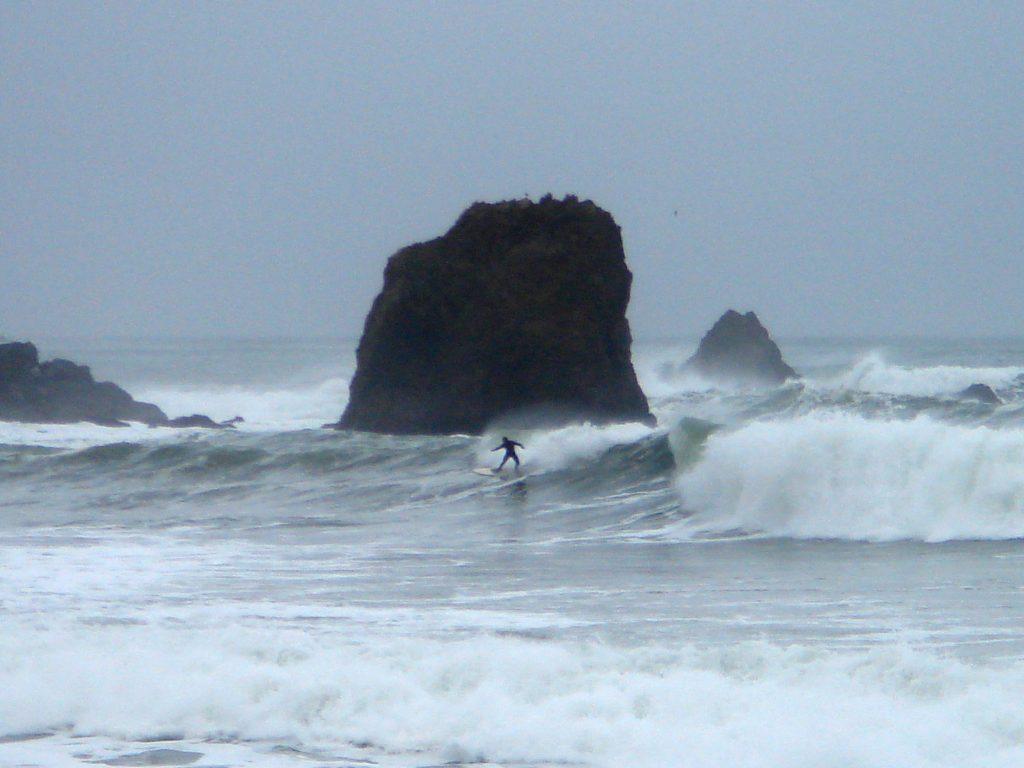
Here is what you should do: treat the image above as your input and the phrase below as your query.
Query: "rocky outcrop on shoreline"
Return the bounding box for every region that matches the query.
[336,195,655,434]
[0,341,236,428]
[684,310,797,386]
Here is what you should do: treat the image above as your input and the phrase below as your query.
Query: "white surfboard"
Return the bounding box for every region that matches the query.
[473,467,526,481]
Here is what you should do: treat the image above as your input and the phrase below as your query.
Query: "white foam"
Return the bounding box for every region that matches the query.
[476,421,657,473]
[641,368,723,398]
[135,377,349,431]
[830,352,1021,397]
[3,624,1024,767]
[675,413,1024,541]
[632,344,722,398]
[0,420,176,450]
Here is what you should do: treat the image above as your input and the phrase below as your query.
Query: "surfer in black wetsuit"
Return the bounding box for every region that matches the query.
[493,436,524,470]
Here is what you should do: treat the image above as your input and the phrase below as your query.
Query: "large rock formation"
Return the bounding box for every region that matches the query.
[684,310,797,385]
[0,341,168,426]
[337,195,654,434]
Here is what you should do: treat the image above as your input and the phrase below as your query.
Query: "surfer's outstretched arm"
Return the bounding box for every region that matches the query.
[491,445,502,451]
[512,441,524,448]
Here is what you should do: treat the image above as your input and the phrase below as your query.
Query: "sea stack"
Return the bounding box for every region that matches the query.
[337,195,654,434]
[684,310,797,385]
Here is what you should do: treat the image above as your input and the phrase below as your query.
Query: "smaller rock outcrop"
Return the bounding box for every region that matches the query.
[958,383,1001,405]
[0,342,168,426]
[684,310,797,385]
[165,414,242,429]
[0,341,237,428]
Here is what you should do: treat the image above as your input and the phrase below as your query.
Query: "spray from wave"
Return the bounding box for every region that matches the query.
[832,352,1022,397]
[673,414,1024,541]
[135,378,349,431]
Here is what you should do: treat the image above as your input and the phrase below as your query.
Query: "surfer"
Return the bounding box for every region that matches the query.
[492,436,524,470]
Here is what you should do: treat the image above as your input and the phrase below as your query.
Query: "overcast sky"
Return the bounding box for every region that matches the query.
[3,2,1023,340]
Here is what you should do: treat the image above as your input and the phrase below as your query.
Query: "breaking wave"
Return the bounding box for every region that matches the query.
[833,353,1022,397]
[674,414,1024,541]
[3,624,1024,768]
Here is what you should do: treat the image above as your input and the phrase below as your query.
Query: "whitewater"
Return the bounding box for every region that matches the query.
[4,336,1024,768]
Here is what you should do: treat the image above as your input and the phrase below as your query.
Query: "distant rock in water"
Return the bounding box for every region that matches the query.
[0,341,168,426]
[958,383,1001,405]
[336,195,654,434]
[165,414,235,429]
[0,341,236,428]
[684,310,797,385]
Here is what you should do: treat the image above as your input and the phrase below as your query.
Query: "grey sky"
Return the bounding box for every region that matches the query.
[3,2,1022,340]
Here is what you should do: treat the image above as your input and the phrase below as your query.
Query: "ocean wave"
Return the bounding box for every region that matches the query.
[831,352,1022,398]
[0,420,175,450]
[674,414,1024,541]
[2,625,1024,767]
[0,421,685,538]
[1,422,651,482]
[474,421,658,474]
[2,430,453,479]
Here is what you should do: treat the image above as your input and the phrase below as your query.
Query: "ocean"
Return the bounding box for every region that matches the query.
[3,336,1024,768]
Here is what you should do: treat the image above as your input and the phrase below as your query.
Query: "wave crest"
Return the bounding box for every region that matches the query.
[834,353,1022,397]
[675,414,1024,541]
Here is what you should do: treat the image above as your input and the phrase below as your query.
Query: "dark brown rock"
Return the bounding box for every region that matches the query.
[0,341,244,428]
[337,195,654,434]
[0,341,168,426]
[0,342,39,384]
[684,310,797,385]
[165,414,237,429]
[958,383,1001,405]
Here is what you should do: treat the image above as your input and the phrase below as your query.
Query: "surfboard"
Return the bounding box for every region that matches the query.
[473,467,526,480]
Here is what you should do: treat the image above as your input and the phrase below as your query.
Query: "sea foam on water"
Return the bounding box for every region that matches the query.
[2,624,1024,768]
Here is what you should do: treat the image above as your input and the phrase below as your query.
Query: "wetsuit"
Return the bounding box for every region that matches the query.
[492,437,524,470]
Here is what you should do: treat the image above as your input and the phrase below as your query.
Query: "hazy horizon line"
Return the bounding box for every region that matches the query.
[10,333,1024,345]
